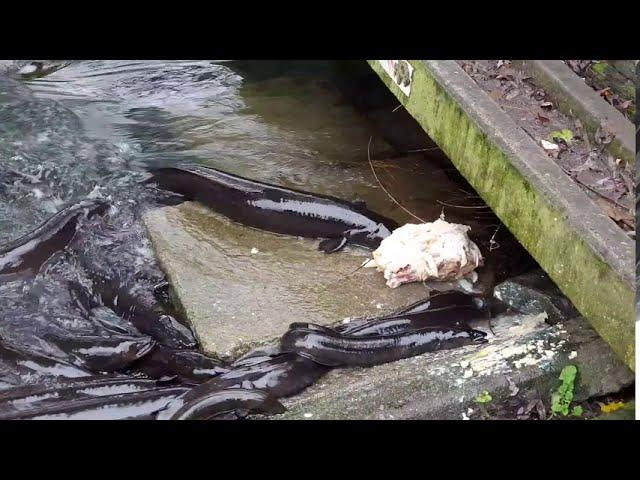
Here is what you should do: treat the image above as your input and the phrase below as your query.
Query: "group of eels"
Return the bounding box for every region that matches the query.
[0,164,494,419]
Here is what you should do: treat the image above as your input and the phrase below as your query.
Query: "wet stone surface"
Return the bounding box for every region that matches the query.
[143,201,434,358]
[493,269,580,324]
[273,313,633,420]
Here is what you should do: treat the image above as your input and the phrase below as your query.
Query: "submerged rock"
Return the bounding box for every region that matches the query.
[493,269,579,324]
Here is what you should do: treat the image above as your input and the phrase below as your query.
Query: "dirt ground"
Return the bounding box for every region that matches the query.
[565,60,635,121]
[458,60,635,236]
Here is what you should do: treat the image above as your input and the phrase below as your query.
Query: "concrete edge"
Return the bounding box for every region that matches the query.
[512,60,635,166]
[275,317,634,420]
[367,60,635,370]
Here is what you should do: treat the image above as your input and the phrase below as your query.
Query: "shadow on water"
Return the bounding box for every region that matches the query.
[0,60,537,418]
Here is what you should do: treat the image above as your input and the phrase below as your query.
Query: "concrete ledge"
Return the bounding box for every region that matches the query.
[368,60,635,370]
[512,60,635,166]
[276,315,633,420]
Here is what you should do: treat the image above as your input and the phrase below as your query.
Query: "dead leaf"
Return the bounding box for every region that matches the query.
[489,89,503,101]
[555,138,570,153]
[595,197,634,229]
[566,59,593,76]
[573,118,589,148]
[506,376,519,397]
[601,401,626,413]
[532,89,546,101]
[521,399,546,420]
[594,126,615,145]
[496,69,516,81]
[597,87,612,98]
[504,88,520,101]
[536,113,550,125]
[614,99,632,113]
[571,157,600,174]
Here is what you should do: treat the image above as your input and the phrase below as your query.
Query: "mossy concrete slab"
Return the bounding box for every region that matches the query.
[275,314,633,420]
[368,60,635,370]
[143,201,434,358]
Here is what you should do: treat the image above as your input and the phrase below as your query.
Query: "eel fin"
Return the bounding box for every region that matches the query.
[318,236,348,254]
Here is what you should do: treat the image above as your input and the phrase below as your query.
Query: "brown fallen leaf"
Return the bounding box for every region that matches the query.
[536,113,550,125]
[614,99,632,113]
[489,89,503,101]
[566,59,594,76]
[504,88,520,101]
[496,70,516,81]
[597,87,613,100]
[595,197,634,229]
[595,126,615,145]
[521,399,546,420]
[574,118,589,149]
[532,89,546,101]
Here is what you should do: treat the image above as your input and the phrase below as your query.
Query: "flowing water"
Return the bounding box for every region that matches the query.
[0,60,534,417]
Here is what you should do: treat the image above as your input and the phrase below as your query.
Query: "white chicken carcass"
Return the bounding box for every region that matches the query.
[365,219,483,288]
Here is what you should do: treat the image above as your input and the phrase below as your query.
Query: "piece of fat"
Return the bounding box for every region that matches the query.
[365,219,483,288]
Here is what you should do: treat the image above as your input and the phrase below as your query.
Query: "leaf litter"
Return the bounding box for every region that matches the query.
[457,60,635,234]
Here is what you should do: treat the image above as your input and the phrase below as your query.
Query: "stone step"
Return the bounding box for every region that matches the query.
[273,314,633,420]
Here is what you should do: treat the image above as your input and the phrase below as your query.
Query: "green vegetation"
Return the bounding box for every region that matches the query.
[551,365,581,417]
[475,391,492,404]
[549,129,574,144]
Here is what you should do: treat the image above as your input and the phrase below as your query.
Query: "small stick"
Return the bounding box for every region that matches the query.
[561,166,630,211]
[341,258,372,278]
[489,225,501,251]
[436,200,491,209]
[367,136,427,224]
[405,147,442,153]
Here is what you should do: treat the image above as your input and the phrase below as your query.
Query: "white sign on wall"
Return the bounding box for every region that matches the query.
[378,60,414,96]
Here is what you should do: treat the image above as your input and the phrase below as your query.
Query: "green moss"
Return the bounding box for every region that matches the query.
[367,60,634,371]
[590,62,607,75]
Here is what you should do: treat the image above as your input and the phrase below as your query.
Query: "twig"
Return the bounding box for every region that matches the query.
[341,258,372,279]
[560,166,631,210]
[456,187,481,198]
[489,225,501,251]
[367,136,427,223]
[436,200,491,209]
[406,147,442,153]
[392,104,402,112]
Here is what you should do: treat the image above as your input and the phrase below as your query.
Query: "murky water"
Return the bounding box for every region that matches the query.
[0,60,533,415]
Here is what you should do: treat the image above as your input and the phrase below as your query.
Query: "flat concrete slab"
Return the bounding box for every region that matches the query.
[144,201,434,358]
[275,314,634,420]
[368,60,635,370]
